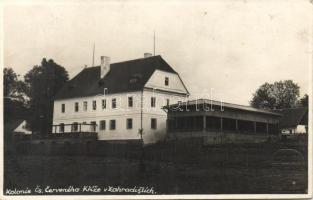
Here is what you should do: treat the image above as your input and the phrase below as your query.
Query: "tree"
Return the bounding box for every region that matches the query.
[3,68,27,122]
[298,94,308,107]
[24,58,69,136]
[250,80,300,109]
[3,68,26,103]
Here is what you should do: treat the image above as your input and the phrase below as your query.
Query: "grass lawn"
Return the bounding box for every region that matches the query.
[3,140,308,195]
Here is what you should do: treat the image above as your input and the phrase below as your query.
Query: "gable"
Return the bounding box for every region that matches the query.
[144,69,189,95]
[55,55,179,100]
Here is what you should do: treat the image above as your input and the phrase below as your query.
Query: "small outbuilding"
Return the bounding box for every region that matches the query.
[278,107,308,135]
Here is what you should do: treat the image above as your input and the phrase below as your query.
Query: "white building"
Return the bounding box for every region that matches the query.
[279,107,308,135]
[14,120,32,135]
[53,54,189,144]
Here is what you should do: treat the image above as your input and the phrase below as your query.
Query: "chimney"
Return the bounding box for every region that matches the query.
[144,53,152,58]
[100,56,110,78]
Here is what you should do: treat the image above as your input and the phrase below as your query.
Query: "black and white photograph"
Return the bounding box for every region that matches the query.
[1,0,312,199]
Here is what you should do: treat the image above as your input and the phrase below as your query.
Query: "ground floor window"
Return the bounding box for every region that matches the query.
[110,120,116,130]
[71,122,78,132]
[151,118,157,129]
[90,121,97,132]
[100,120,106,130]
[126,118,133,129]
[59,123,65,133]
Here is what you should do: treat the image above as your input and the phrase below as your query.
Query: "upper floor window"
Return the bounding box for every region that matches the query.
[75,102,79,112]
[126,118,133,129]
[128,96,133,108]
[61,104,65,113]
[112,98,116,109]
[83,101,87,111]
[92,100,97,110]
[100,120,106,130]
[151,118,157,130]
[151,97,156,107]
[165,77,169,86]
[102,99,106,109]
[110,120,116,130]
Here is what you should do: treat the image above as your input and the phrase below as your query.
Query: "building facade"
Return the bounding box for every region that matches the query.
[53,54,189,144]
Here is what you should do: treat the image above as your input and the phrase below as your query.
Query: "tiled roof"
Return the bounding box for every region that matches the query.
[55,55,177,100]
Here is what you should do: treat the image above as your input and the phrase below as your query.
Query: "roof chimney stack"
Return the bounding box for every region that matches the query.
[100,56,110,78]
[144,53,152,58]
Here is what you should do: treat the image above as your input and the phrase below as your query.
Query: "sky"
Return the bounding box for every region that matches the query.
[3,0,312,105]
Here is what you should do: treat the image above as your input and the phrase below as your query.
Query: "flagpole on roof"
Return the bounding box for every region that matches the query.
[153,31,156,56]
[92,43,95,67]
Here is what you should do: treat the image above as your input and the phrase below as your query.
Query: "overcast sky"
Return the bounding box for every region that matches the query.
[3,0,312,105]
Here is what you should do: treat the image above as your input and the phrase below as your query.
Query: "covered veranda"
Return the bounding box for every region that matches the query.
[166,99,281,144]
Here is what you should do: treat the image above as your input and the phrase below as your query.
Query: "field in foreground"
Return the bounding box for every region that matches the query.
[4,140,308,195]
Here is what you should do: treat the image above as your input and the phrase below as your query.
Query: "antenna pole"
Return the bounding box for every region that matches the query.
[92,43,95,67]
[153,31,155,56]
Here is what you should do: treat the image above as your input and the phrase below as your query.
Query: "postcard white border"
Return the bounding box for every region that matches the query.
[0,0,312,199]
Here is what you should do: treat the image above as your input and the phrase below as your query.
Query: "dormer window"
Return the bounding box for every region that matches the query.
[129,78,137,84]
[165,77,169,86]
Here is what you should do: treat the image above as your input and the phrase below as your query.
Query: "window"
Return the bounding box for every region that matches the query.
[151,97,156,107]
[92,100,97,110]
[75,102,79,112]
[110,120,116,130]
[112,98,116,109]
[100,120,106,130]
[61,104,65,113]
[59,123,65,133]
[126,118,133,129]
[128,97,133,108]
[71,122,78,132]
[166,99,170,106]
[102,99,106,109]
[83,101,87,111]
[165,77,169,86]
[151,118,157,129]
[91,121,97,132]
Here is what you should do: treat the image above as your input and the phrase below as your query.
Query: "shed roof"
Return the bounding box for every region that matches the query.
[167,99,282,116]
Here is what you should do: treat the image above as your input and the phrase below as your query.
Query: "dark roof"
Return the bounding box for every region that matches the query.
[4,119,24,133]
[167,99,282,116]
[55,55,178,100]
[277,107,308,128]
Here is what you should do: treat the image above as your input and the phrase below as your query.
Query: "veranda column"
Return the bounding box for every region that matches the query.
[203,115,206,132]
[254,121,257,134]
[235,119,238,132]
